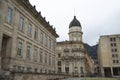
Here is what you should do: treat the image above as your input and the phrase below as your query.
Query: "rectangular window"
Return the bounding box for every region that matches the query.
[52,56,55,65]
[17,41,23,56]
[115,48,117,52]
[49,39,51,49]
[112,54,115,58]
[19,17,24,31]
[40,33,43,44]
[26,45,31,59]
[27,24,32,36]
[110,37,116,42]
[58,61,61,66]
[111,48,117,52]
[6,7,12,23]
[58,53,61,58]
[49,54,51,65]
[33,48,37,62]
[58,68,61,73]
[40,50,43,63]
[115,54,118,58]
[45,53,47,63]
[34,28,38,40]
[45,36,48,47]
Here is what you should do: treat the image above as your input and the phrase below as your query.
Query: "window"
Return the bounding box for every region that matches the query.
[49,38,51,49]
[26,45,31,59]
[65,53,68,58]
[115,49,117,52]
[112,54,115,58]
[34,28,38,40]
[40,50,43,63]
[58,68,61,73]
[45,53,47,63]
[113,60,119,64]
[40,33,43,44]
[74,53,76,58]
[74,37,76,41]
[17,41,23,56]
[112,54,118,58]
[33,48,37,62]
[110,37,116,42]
[115,54,118,58]
[19,17,24,31]
[80,61,83,66]
[111,48,117,52]
[111,43,116,47]
[6,7,12,23]
[49,54,51,65]
[53,56,55,65]
[74,61,77,67]
[45,35,48,47]
[27,24,32,36]
[65,67,69,73]
[80,67,83,74]
[58,61,61,66]
[58,53,61,58]
[51,40,54,50]
[65,61,69,67]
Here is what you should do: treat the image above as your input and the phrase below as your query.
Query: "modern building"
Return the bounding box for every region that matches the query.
[0,0,58,79]
[98,34,120,77]
[56,16,94,77]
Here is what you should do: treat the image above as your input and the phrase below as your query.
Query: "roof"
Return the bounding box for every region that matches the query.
[69,16,81,28]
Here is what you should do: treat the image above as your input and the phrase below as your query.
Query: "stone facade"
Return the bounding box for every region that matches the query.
[56,16,94,77]
[98,34,120,77]
[0,0,59,80]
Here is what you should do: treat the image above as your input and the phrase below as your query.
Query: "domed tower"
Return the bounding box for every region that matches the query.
[68,16,83,42]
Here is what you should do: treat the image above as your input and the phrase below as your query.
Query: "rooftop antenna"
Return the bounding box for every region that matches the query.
[74,8,76,16]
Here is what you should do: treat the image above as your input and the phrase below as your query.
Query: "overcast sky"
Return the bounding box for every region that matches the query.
[29,0,120,46]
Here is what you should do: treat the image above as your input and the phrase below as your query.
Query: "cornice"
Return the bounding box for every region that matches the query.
[16,0,59,38]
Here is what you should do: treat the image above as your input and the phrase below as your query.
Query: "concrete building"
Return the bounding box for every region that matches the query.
[56,16,94,77]
[98,34,120,77]
[0,0,59,79]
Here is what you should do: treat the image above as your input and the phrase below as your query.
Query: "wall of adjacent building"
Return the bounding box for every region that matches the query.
[98,34,120,77]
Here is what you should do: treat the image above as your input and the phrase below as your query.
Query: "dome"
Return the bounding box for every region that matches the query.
[69,16,81,28]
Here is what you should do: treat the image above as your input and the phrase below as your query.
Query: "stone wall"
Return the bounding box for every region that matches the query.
[11,72,69,80]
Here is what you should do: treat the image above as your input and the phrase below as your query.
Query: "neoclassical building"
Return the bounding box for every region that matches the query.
[0,0,59,79]
[98,34,120,77]
[56,16,94,77]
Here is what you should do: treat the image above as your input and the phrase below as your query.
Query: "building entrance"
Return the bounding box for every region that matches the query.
[113,67,120,76]
[1,34,12,70]
[104,67,111,77]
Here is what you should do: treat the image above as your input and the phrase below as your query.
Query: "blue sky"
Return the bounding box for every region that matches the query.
[29,0,120,45]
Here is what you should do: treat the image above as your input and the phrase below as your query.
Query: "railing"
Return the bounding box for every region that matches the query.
[64,49,69,52]
[72,48,85,52]
[61,56,84,60]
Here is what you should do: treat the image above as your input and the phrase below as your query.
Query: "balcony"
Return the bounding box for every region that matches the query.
[64,48,69,52]
[61,56,84,60]
[72,48,85,52]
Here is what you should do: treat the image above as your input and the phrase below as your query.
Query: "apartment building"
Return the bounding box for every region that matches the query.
[98,34,120,77]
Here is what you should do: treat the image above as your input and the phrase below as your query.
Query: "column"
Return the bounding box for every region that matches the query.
[111,67,113,77]
[101,67,105,77]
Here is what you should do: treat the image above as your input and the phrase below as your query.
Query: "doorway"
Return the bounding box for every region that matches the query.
[1,34,12,70]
